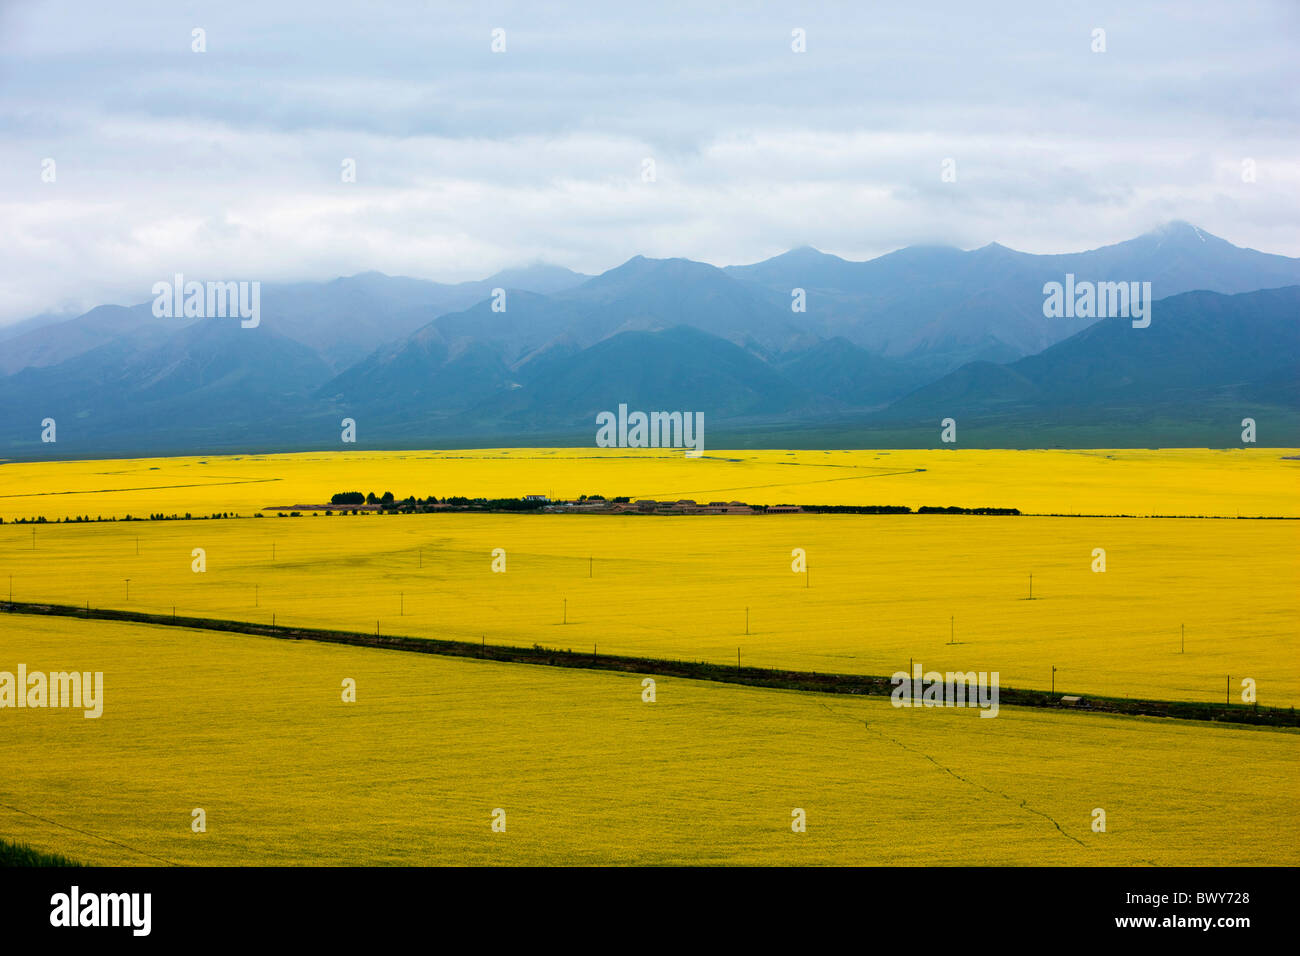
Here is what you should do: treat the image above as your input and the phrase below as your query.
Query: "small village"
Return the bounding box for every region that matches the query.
[261,495,1015,517]
[545,497,800,515]
[265,494,803,515]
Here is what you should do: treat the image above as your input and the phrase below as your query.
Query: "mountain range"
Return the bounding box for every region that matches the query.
[2,222,1297,456]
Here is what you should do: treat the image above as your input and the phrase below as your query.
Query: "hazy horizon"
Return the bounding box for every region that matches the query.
[3,0,1298,324]
[4,219,1295,326]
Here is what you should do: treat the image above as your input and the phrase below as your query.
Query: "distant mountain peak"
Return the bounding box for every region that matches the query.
[6,225,1300,455]
[594,254,720,284]
[736,244,842,267]
[491,261,576,276]
[485,262,589,292]
[1144,220,1217,244]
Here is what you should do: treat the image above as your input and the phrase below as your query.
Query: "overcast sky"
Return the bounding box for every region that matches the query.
[1,0,1297,324]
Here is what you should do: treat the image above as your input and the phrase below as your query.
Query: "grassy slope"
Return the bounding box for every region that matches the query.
[0,838,80,866]
[2,511,1296,705]
[1,616,1296,866]
[1,448,1297,520]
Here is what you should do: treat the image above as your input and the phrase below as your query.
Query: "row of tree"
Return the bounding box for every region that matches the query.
[328,492,553,513]
[797,504,1021,515]
[1,513,240,524]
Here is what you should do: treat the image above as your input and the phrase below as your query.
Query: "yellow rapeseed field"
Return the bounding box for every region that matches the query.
[2,510,1295,705]
[1,616,1294,866]
[1,447,1296,520]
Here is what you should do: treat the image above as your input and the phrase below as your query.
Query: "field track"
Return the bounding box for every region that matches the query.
[5,600,1293,728]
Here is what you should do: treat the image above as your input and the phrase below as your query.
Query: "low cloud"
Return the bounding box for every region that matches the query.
[2,0,1297,323]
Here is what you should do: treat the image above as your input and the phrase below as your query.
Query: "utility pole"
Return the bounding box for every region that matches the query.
[1181,624,1185,654]
[124,578,130,601]
[400,592,404,616]
[949,615,954,645]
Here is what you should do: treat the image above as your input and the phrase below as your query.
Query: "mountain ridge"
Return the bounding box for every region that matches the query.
[3,223,1297,454]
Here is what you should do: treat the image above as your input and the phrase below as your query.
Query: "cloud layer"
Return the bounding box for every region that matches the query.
[2,0,1297,323]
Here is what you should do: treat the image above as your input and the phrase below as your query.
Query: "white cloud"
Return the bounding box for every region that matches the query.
[1,0,1297,323]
